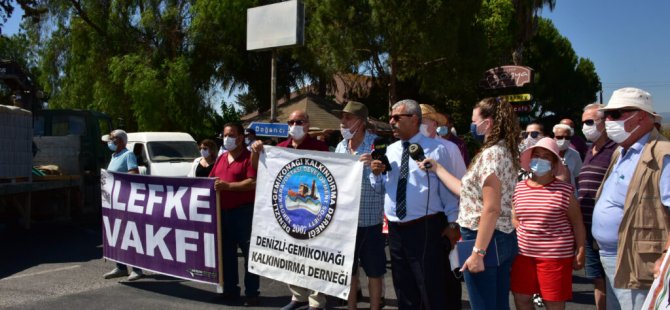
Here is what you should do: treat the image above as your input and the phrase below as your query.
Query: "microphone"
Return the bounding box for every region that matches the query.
[409,143,432,169]
[371,137,392,173]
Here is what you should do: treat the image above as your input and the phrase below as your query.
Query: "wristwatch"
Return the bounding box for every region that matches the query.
[447,222,459,229]
[473,246,487,257]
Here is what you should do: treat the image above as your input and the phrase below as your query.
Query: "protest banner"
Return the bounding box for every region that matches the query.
[248,146,362,299]
[101,170,222,285]
[643,251,670,309]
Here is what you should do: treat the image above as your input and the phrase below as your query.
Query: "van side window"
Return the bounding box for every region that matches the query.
[133,144,147,166]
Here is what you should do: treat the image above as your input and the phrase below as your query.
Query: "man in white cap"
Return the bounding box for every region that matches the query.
[591,87,670,310]
[101,129,144,281]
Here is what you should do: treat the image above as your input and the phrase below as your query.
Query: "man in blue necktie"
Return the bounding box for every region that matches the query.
[369,99,460,310]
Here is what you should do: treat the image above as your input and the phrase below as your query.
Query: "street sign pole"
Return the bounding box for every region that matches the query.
[271,49,277,122]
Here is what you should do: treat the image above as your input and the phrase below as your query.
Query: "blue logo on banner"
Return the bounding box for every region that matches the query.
[250,122,289,138]
[272,158,338,239]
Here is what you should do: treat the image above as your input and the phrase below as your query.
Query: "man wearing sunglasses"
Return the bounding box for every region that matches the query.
[369,99,456,310]
[577,103,619,310]
[591,87,670,310]
[519,122,544,153]
[251,109,328,310]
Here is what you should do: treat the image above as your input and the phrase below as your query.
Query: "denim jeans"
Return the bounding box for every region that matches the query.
[221,204,259,297]
[460,228,518,310]
[600,254,647,310]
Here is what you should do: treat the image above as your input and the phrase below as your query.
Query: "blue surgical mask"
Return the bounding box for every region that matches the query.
[437,126,450,136]
[470,121,486,143]
[530,158,552,176]
[107,141,116,152]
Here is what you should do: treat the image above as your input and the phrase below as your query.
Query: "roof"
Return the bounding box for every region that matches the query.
[241,94,343,131]
[126,132,196,142]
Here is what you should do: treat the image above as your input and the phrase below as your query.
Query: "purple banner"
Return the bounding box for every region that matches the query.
[101,170,221,285]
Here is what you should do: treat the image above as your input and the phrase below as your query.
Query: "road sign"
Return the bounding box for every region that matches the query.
[249,122,289,138]
[480,66,534,90]
[501,93,533,102]
[513,104,533,113]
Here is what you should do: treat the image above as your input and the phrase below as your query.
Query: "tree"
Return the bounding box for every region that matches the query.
[524,18,600,120]
[511,0,555,65]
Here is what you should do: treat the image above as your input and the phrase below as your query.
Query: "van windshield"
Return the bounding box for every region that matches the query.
[146,141,199,163]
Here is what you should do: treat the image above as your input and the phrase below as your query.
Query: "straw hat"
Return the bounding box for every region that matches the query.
[419,104,446,126]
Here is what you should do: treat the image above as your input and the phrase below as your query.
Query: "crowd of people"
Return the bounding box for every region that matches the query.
[99,86,669,310]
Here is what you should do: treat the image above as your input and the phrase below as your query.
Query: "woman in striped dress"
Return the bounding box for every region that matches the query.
[511,137,586,309]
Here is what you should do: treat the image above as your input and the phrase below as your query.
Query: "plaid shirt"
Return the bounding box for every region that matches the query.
[335,132,384,227]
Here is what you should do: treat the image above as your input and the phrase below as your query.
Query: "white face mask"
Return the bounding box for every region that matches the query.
[419,124,431,137]
[200,149,210,158]
[555,139,569,151]
[605,112,639,144]
[289,125,305,140]
[223,137,238,151]
[340,120,360,140]
[582,123,602,142]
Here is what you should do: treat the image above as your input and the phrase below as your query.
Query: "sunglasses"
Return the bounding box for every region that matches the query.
[287,120,306,126]
[390,114,414,121]
[582,119,601,126]
[554,135,570,140]
[521,131,541,139]
[604,109,638,120]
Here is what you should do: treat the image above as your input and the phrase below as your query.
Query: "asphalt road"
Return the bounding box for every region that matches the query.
[0,220,597,309]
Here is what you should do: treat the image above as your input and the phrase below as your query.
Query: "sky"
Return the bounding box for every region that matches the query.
[543,0,670,114]
[2,1,669,114]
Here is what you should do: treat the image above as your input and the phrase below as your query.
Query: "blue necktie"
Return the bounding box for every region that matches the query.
[396,141,409,219]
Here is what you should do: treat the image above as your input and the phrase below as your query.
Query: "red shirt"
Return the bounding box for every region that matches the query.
[277,135,329,151]
[209,148,256,209]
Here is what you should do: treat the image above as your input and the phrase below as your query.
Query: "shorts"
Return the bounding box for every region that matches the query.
[352,224,387,278]
[584,229,604,279]
[511,254,573,302]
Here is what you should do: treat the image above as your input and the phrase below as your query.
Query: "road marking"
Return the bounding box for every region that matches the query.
[0,265,81,281]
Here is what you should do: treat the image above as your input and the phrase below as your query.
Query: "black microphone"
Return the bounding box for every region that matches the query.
[371,137,392,173]
[409,143,432,169]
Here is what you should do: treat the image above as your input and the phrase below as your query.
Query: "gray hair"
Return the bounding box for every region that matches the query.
[111,129,128,145]
[552,123,572,135]
[392,99,422,123]
[584,103,605,119]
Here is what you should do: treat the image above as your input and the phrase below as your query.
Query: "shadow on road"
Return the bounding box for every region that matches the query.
[0,221,102,279]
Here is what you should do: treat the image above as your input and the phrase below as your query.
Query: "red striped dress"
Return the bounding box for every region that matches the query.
[513,179,575,258]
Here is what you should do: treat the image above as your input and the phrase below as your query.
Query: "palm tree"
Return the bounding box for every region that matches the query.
[512,0,556,65]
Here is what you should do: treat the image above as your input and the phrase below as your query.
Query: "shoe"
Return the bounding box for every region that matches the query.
[103,268,128,279]
[243,296,260,307]
[280,301,308,310]
[532,294,544,308]
[127,270,143,281]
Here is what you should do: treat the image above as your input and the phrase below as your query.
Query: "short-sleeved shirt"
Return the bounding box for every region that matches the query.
[335,132,384,227]
[457,141,518,233]
[209,149,257,209]
[277,135,329,151]
[513,179,575,258]
[577,139,617,227]
[107,148,138,172]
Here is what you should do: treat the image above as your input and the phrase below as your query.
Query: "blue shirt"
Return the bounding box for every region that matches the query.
[592,132,670,256]
[335,132,384,227]
[370,133,459,222]
[107,148,138,172]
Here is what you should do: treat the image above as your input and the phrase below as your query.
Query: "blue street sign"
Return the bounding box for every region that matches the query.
[249,122,289,138]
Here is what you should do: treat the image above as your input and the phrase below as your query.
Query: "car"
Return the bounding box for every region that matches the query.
[126,132,199,177]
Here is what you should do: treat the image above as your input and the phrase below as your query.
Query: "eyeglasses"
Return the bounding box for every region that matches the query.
[390,114,414,121]
[604,109,638,120]
[521,131,541,139]
[287,120,306,126]
[582,119,601,126]
[554,135,570,140]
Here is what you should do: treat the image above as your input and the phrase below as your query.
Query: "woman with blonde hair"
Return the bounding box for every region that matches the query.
[419,97,521,309]
[188,138,219,177]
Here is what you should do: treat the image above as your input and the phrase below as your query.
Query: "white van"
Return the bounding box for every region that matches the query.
[126,132,199,177]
